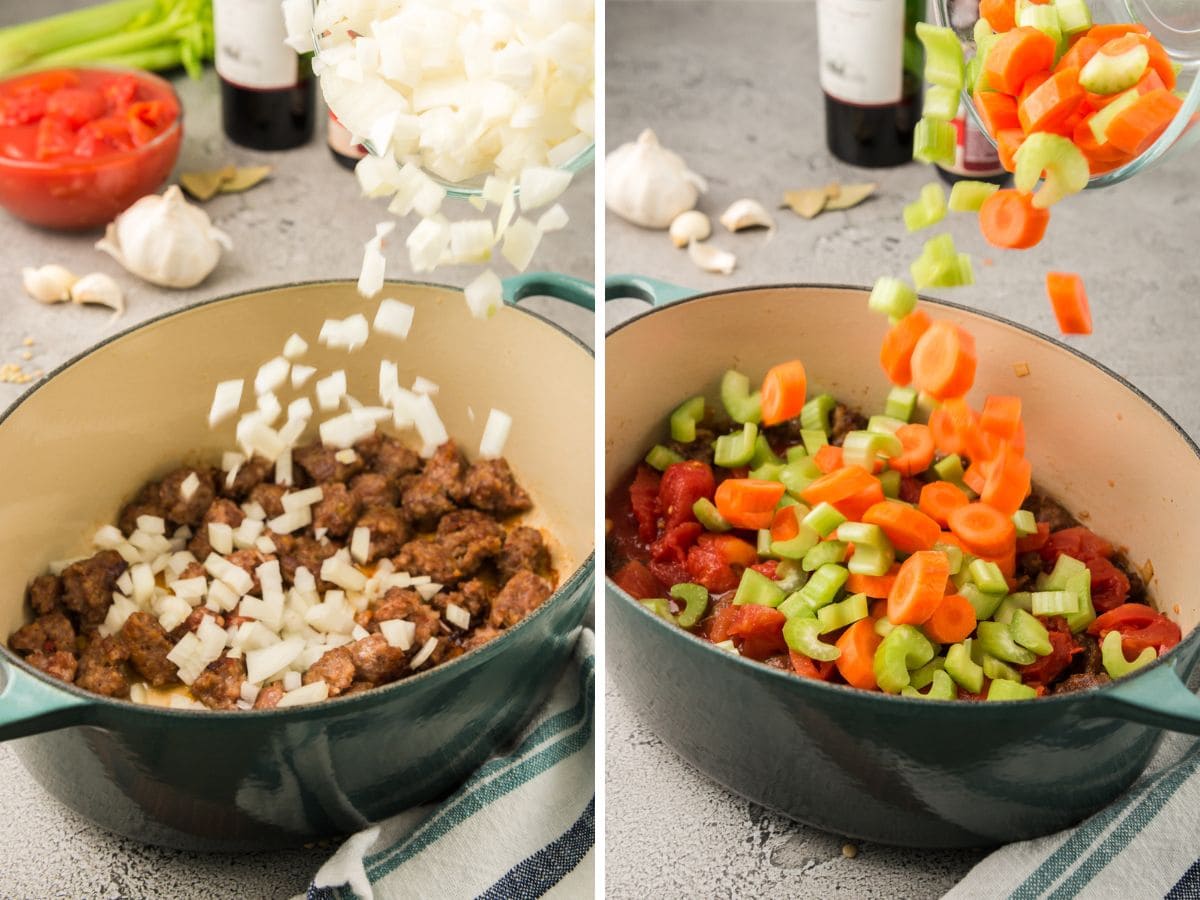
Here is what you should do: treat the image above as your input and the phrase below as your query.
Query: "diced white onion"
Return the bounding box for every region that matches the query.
[204,553,254,596]
[464,268,503,320]
[321,555,369,592]
[282,486,324,512]
[180,472,201,502]
[410,637,438,668]
[316,371,348,411]
[352,624,371,641]
[275,450,294,487]
[479,408,512,459]
[537,203,569,233]
[206,522,233,556]
[406,215,451,273]
[350,526,371,564]
[411,376,439,396]
[415,582,442,601]
[283,670,302,692]
[171,576,207,600]
[116,570,134,596]
[156,594,192,633]
[373,298,415,339]
[334,449,358,464]
[519,165,572,211]
[319,314,370,352]
[93,524,125,549]
[291,364,317,389]
[208,379,244,427]
[413,393,448,457]
[268,508,312,535]
[445,602,470,630]
[136,515,166,535]
[320,413,377,450]
[130,563,154,606]
[240,681,261,704]
[245,638,305,685]
[277,680,329,707]
[379,618,416,651]
[282,333,308,360]
[501,217,542,272]
[254,356,290,396]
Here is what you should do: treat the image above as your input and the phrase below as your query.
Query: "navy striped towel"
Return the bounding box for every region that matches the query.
[946,722,1200,898]
[301,629,594,900]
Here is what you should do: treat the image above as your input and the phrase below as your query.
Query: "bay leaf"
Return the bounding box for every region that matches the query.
[823,182,877,211]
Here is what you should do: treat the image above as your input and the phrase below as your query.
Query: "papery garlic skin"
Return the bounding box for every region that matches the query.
[22,264,77,304]
[70,272,125,315]
[670,210,712,248]
[96,186,233,288]
[606,129,707,229]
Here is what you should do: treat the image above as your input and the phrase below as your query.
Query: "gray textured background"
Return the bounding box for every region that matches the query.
[604,2,1200,897]
[0,2,594,896]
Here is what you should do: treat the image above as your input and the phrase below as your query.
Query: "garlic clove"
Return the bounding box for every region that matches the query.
[720,198,775,233]
[69,272,125,316]
[22,264,77,304]
[687,240,736,275]
[669,210,712,248]
[605,128,707,230]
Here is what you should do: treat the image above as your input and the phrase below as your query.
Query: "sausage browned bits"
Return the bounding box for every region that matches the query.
[8,437,558,711]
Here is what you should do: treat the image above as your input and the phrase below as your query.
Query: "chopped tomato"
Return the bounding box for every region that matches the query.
[727,605,787,660]
[790,651,836,681]
[34,116,75,160]
[74,116,134,157]
[751,560,779,580]
[686,533,757,594]
[0,92,47,126]
[1016,520,1050,553]
[126,100,176,145]
[659,460,715,531]
[648,558,690,589]
[103,75,140,110]
[45,89,106,128]
[706,601,738,643]
[610,560,663,601]
[628,465,661,544]
[651,522,703,566]
[1039,525,1113,567]
[1019,616,1079,684]
[1088,603,1181,655]
[1087,556,1130,613]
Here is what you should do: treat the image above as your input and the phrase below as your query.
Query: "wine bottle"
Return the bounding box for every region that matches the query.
[816,0,922,168]
[327,111,367,171]
[213,0,315,151]
[934,0,1009,185]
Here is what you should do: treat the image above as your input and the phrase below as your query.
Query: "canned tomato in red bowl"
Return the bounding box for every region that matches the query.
[0,67,182,230]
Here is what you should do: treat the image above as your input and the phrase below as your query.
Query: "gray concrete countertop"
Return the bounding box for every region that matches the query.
[604,1,1200,897]
[0,3,594,896]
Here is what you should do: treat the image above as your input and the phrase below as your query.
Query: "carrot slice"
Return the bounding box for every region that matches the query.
[980,395,1022,441]
[919,481,969,527]
[1073,116,1133,170]
[760,359,807,426]
[984,27,1057,95]
[1136,34,1176,90]
[910,321,978,401]
[963,460,989,495]
[862,500,941,555]
[1019,67,1085,133]
[801,465,881,521]
[813,443,844,474]
[835,618,883,690]
[879,309,932,386]
[888,423,935,476]
[869,597,889,620]
[848,565,901,599]
[887,550,952,626]
[714,478,786,530]
[770,505,801,542]
[923,593,978,644]
[841,480,886,522]
[995,128,1025,172]
[975,87,1020,136]
[1104,89,1182,156]
[1085,67,1167,110]
[979,0,1015,33]
[978,188,1051,250]
[948,502,1016,558]
[1086,23,1149,44]
[1045,271,1092,335]
[1056,35,1102,74]
[981,441,1032,515]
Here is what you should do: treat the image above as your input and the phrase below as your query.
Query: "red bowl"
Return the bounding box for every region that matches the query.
[0,67,183,231]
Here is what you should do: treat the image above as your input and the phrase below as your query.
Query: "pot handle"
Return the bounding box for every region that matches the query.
[605,275,701,307]
[0,657,92,742]
[502,272,595,311]
[1092,661,1200,735]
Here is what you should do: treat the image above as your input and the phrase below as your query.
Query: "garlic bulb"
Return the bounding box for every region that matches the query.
[96,186,232,288]
[670,210,711,248]
[605,129,707,229]
[70,273,125,315]
[22,264,77,303]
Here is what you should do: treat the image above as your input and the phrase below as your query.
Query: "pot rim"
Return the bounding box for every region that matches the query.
[605,281,1200,708]
[0,277,595,718]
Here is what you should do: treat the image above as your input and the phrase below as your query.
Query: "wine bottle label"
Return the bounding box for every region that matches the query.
[816,0,905,106]
[945,100,1006,175]
[328,112,367,161]
[213,0,299,90]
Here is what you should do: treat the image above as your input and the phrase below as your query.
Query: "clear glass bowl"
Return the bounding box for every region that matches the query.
[933,0,1200,185]
[309,3,594,200]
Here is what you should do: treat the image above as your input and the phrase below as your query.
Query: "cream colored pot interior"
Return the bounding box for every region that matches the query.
[606,285,1200,636]
[0,281,593,639]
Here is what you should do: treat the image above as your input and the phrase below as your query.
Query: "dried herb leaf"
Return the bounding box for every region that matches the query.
[179,165,235,201]
[220,165,273,194]
[1013,361,1031,377]
[823,182,877,211]
[782,188,829,219]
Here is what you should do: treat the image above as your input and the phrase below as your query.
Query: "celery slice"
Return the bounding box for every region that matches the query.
[720,370,762,424]
[1062,570,1096,633]
[908,655,947,690]
[1031,589,1079,616]
[961,583,1005,621]
[800,429,828,456]
[784,617,841,662]
[645,445,684,471]
[771,524,821,560]
[802,541,848,572]
[911,233,972,289]
[1012,509,1037,537]
[875,616,896,638]
[879,469,902,499]
[977,620,1038,665]
[714,422,758,468]
[1054,0,1094,36]
[670,583,710,629]
[751,434,783,468]
[838,522,896,577]
[640,598,673,621]
[987,679,1037,701]
[669,395,706,443]
[904,182,948,232]
[748,462,784,482]
[757,529,779,560]
[733,567,786,608]
[797,562,849,609]
[802,502,846,538]
[885,386,918,422]
[693,497,732,533]
[914,117,956,166]
[934,541,964,576]
[1079,41,1148,94]
[774,559,808,594]
[968,559,1008,595]
[916,22,965,91]
[1017,5,1063,52]
[948,180,1000,213]
[1014,132,1090,210]
[923,84,961,122]
[1010,608,1053,656]
[1100,629,1156,679]
[800,394,836,433]
[945,642,984,694]
[785,445,808,463]
[778,590,816,620]
[817,592,870,634]
[874,624,936,694]
[982,653,1023,683]
[780,457,822,497]
[1042,553,1088,590]
[842,430,902,472]
[868,277,918,321]
[904,669,956,700]
[1088,88,1140,143]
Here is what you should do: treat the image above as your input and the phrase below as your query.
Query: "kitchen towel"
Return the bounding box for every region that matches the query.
[301,628,594,900]
[946,694,1200,899]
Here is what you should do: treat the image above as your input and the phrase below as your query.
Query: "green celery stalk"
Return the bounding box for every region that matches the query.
[0,0,156,74]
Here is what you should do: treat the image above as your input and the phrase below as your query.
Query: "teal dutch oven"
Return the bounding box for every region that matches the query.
[0,275,594,851]
[605,277,1200,848]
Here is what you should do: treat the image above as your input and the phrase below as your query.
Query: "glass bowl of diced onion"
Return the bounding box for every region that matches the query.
[932,0,1200,186]
[307,0,595,200]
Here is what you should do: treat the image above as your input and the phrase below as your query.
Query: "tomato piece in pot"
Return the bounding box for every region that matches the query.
[127,100,176,145]
[686,533,757,593]
[75,116,134,157]
[45,88,106,128]
[34,116,75,160]
[659,460,715,531]
[751,560,779,580]
[1040,526,1113,567]
[1019,616,1080,685]
[727,605,788,660]
[1088,556,1130,613]
[628,465,661,544]
[611,560,664,601]
[651,522,703,566]
[790,651,836,681]
[1088,603,1182,655]
[706,601,737,642]
[104,74,140,110]
[648,558,690,589]
[1,91,47,126]
[1017,521,1050,553]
